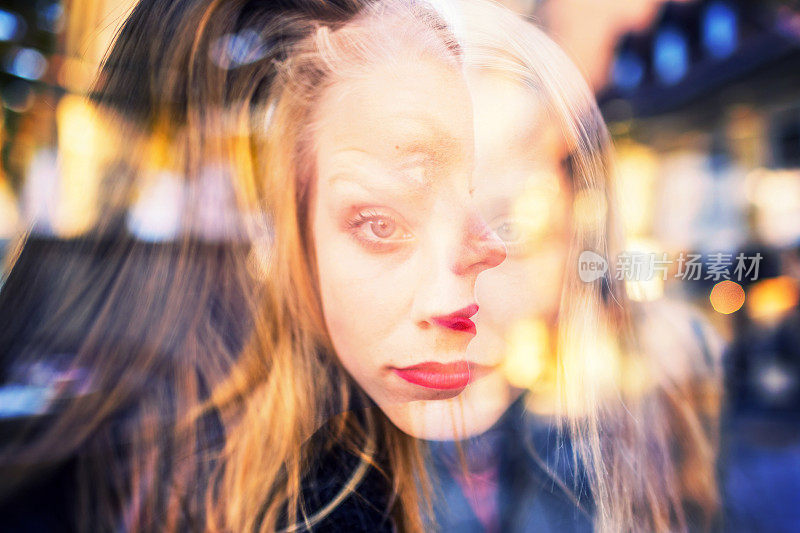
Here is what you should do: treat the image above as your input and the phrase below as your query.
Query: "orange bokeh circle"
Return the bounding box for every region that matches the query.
[710,280,746,314]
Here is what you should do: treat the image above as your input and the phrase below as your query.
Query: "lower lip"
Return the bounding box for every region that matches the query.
[392,361,473,390]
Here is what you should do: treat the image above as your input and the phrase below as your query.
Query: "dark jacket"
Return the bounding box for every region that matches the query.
[292,398,594,533]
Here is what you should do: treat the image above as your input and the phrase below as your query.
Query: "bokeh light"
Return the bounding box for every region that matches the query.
[747,276,800,323]
[501,318,548,389]
[709,280,745,314]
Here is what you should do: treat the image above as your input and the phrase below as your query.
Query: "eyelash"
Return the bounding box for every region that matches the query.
[345,208,411,252]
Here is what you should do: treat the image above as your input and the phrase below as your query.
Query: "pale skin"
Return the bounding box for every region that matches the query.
[311,52,571,440]
[311,52,507,439]
[424,71,573,438]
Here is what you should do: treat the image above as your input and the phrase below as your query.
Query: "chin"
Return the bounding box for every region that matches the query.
[379,370,516,441]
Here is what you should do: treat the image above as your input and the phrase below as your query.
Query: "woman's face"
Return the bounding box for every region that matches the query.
[453,71,572,434]
[311,54,507,439]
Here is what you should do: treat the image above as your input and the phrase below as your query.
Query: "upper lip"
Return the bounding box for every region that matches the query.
[431,303,478,335]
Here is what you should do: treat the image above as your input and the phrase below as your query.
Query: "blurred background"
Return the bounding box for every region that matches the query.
[0,0,798,530]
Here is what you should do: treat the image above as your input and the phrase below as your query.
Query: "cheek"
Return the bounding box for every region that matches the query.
[476,240,568,325]
[478,191,572,325]
[471,246,567,368]
[312,207,418,369]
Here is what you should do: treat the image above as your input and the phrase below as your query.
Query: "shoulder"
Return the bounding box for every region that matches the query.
[290,422,396,532]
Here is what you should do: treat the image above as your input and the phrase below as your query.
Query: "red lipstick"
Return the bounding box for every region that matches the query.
[431,304,478,335]
[393,361,472,390]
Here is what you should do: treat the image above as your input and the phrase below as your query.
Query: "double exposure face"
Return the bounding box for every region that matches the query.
[311,51,507,439]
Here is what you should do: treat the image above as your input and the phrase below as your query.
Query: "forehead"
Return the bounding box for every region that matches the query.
[469,72,546,160]
[469,71,566,194]
[313,54,473,172]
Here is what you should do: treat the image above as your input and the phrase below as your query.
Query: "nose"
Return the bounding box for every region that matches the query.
[452,210,507,277]
[410,207,506,329]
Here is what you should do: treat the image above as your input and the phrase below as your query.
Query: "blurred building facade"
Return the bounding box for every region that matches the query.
[598,0,800,345]
[599,4,800,528]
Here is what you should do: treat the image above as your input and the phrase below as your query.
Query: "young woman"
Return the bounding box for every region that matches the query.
[0,0,503,531]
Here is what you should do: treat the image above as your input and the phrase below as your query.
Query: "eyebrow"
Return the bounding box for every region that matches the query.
[326,149,433,194]
[323,110,469,192]
[386,114,464,163]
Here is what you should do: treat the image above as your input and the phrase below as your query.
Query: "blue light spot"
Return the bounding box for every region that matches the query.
[703,2,738,59]
[612,51,645,91]
[0,385,52,418]
[654,27,689,85]
[0,9,21,41]
[209,29,269,69]
[6,47,47,80]
[38,2,64,33]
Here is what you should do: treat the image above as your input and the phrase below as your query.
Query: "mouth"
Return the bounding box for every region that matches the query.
[392,360,478,390]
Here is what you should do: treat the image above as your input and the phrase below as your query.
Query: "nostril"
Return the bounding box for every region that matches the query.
[484,232,507,269]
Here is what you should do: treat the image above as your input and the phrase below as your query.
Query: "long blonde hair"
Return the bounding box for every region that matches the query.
[456,1,721,531]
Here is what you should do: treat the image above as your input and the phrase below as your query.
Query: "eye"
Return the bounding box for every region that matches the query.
[492,217,540,258]
[495,220,523,243]
[346,208,413,251]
